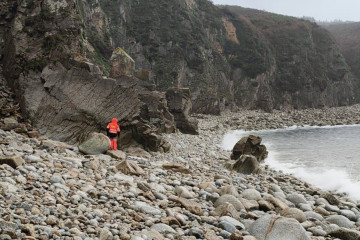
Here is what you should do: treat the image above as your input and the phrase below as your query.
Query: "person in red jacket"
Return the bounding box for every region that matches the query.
[106,118,121,150]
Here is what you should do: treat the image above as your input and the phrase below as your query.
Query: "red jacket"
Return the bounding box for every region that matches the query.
[106,118,120,135]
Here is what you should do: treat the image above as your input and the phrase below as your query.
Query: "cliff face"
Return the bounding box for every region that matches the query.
[77,1,359,113]
[0,0,359,145]
[223,7,358,110]
[0,0,176,151]
[322,22,360,89]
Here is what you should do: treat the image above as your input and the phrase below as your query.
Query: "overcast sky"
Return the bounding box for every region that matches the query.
[211,0,360,22]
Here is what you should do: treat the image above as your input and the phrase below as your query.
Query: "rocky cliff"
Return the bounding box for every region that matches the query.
[75,1,359,113]
[0,0,178,151]
[322,22,360,88]
[1,0,359,146]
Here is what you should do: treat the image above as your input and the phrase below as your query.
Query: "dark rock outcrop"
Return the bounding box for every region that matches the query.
[165,88,199,135]
[231,135,268,162]
[232,154,260,174]
[0,0,176,152]
[228,135,268,174]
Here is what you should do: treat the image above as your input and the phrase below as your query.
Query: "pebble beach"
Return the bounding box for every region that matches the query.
[1,105,360,240]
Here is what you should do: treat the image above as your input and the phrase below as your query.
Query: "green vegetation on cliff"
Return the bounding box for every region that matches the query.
[78,0,359,112]
[322,22,360,85]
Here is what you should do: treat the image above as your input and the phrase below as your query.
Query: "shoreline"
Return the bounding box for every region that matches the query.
[195,104,360,133]
[190,104,360,199]
[0,104,360,239]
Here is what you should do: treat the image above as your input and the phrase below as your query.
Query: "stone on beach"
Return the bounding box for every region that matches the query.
[232,155,260,174]
[214,194,245,211]
[280,207,307,223]
[78,132,110,155]
[325,215,355,228]
[169,196,204,215]
[162,163,191,174]
[116,159,145,176]
[106,150,126,160]
[249,215,311,240]
[0,155,25,168]
[1,101,360,240]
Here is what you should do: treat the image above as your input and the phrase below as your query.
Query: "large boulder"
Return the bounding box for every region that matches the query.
[249,215,311,240]
[78,132,110,155]
[231,135,268,162]
[165,88,199,135]
[110,47,135,78]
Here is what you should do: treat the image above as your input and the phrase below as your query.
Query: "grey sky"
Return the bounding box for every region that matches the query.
[211,0,360,22]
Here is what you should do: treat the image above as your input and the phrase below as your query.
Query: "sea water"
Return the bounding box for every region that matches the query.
[221,125,360,200]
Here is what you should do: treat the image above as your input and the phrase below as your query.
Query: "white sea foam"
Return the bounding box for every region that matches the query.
[221,126,360,200]
[267,153,360,200]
